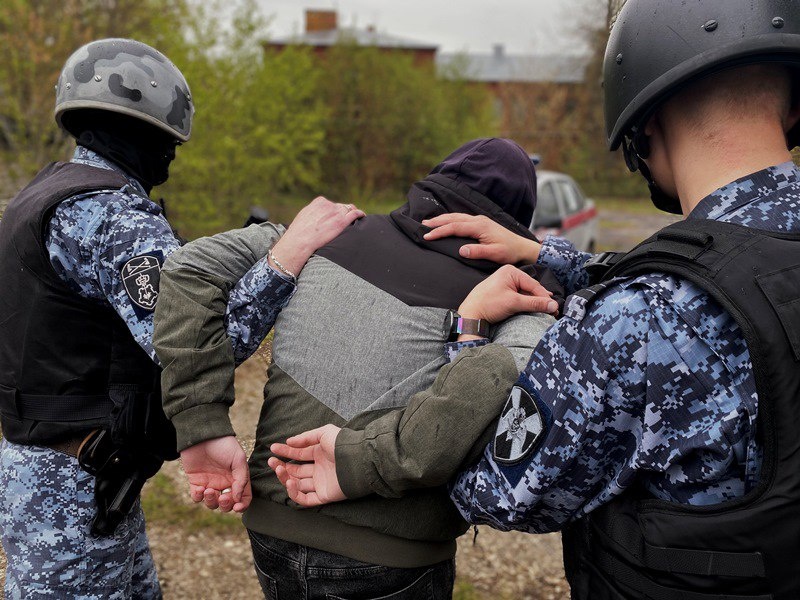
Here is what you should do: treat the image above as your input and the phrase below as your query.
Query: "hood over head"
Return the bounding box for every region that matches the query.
[390,138,539,274]
[428,138,537,227]
[320,137,565,311]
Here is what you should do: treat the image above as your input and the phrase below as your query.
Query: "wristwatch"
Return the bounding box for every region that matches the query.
[442,309,490,342]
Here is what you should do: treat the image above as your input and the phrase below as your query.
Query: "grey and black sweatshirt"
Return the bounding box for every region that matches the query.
[155,141,561,568]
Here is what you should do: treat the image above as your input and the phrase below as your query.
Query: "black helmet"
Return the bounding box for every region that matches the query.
[603,1,800,212]
[605,0,800,150]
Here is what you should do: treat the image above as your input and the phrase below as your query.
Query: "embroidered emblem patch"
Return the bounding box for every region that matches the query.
[493,385,544,465]
[121,254,161,312]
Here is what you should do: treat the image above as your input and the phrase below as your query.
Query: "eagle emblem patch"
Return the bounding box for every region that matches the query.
[121,254,162,314]
[493,385,544,465]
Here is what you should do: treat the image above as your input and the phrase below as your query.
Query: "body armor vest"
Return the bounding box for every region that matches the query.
[563,220,800,599]
[0,161,175,458]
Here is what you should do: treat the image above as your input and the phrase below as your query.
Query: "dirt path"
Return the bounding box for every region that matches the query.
[597,202,681,252]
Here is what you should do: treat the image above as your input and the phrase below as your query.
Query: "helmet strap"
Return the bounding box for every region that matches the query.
[622,135,683,215]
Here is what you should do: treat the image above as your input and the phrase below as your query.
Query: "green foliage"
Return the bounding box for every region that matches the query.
[0,0,187,197]
[162,33,495,235]
[318,43,495,202]
[159,1,327,237]
[559,1,647,198]
[141,472,242,533]
[0,0,496,232]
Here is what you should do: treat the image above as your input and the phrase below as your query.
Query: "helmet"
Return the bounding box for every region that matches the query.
[602,0,800,213]
[604,0,800,150]
[55,38,194,142]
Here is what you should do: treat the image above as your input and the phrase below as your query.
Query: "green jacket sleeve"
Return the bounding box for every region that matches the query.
[335,343,519,499]
[153,223,284,451]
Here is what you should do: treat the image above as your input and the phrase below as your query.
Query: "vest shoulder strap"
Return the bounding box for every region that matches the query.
[599,219,775,282]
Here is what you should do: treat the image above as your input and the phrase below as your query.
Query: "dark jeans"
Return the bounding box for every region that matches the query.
[247,530,455,600]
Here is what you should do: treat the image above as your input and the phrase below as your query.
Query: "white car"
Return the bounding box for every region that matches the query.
[531,170,598,253]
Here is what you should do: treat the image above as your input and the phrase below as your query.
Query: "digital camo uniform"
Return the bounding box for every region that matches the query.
[447,161,800,533]
[46,146,294,362]
[0,442,157,598]
[0,146,294,597]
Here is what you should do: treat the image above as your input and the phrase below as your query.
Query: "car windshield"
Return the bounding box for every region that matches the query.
[534,182,560,226]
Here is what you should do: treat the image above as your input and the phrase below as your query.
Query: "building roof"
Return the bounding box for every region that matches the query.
[437,51,589,84]
[268,27,438,51]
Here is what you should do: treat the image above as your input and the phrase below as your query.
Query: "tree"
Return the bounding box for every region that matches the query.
[560,0,645,198]
[157,1,327,237]
[0,1,499,230]
[317,43,494,201]
[0,0,188,205]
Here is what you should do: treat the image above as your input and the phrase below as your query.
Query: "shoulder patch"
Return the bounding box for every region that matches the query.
[493,385,545,465]
[121,252,162,317]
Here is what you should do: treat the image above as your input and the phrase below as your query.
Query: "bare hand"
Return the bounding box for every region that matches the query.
[422,213,541,264]
[270,197,365,277]
[268,424,345,507]
[180,436,252,513]
[459,265,558,323]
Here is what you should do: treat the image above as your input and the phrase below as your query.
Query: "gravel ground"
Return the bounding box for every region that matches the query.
[596,204,681,252]
[0,202,676,599]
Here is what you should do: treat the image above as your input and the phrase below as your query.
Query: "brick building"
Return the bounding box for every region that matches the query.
[437,45,590,161]
[265,9,438,67]
[266,10,591,167]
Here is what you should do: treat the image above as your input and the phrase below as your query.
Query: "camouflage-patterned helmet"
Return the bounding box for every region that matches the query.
[55,38,194,142]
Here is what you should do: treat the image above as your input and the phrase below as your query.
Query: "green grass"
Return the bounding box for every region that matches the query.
[141,472,243,533]
[593,196,662,215]
[453,580,484,600]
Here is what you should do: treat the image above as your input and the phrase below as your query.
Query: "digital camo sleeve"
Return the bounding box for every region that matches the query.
[449,279,755,533]
[49,194,292,365]
[448,284,652,533]
[47,192,181,363]
[535,235,593,295]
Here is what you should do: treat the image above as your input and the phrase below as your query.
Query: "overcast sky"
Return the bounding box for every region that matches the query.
[254,0,596,55]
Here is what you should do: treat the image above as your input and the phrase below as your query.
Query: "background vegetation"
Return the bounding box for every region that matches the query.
[0,0,647,240]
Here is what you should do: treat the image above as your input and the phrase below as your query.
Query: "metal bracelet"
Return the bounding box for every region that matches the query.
[268,248,297,282]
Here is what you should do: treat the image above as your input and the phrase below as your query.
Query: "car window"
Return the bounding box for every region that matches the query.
[535,182,561,225]
[559,180,582,214]
[567,181,587,211]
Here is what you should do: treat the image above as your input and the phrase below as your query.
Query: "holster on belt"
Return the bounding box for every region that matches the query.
[78,428,162,536]
[77,320,178,537]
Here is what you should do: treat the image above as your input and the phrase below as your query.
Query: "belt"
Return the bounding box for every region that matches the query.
[44,433,94,458]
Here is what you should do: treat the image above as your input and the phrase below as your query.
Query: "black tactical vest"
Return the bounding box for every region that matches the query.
[0,161,175,457]
[563,220,800,599]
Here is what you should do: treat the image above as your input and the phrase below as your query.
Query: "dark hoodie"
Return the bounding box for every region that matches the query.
[241,139,562,568]
[317,138,565,309]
